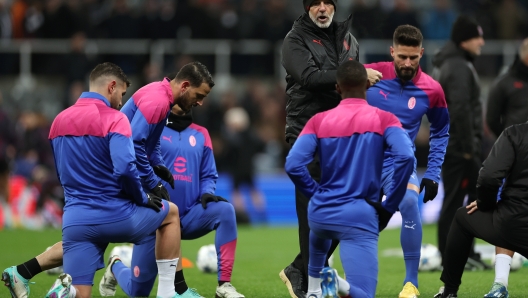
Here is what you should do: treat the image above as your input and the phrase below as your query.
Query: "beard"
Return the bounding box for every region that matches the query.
[309,11,334,28]
[176,91,193,113]
[395,65,417,82]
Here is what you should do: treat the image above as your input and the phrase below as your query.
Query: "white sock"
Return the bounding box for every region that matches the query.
[307,289,322,298]
[336,274,350,296]
[156,258,179,298]
[494,254,511,287]
[308,275,322,293]
[69,285,77,298]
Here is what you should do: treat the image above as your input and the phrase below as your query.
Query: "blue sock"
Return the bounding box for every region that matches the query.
[399,189,421,287]
[308,231,331,278]
[112,261,133,296]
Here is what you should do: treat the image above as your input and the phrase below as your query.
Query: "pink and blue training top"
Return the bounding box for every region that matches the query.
[120,78,174,190]
[159,122,218,218]
[49,92,147,228]
[285,98,415,230]
[364,62,449,182]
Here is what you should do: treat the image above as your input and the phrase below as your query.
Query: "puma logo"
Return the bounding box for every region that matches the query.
[404,224,416,229]
[380,90,390,100]
[313,39,323,46]
[162,135,172,143]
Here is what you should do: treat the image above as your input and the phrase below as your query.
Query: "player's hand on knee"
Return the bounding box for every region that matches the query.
[146,193,163,212]
[420,178,438,203]
[153,165,175,189]
[201,193,228,208]
[201,193,216,208]
[151,181,170,201]
[216,195,229,203]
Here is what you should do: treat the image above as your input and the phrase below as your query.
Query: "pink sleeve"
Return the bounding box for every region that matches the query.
[109,114,132,138]
[299,115,318,137]
[190,123,213,150]
[381,110,403,131]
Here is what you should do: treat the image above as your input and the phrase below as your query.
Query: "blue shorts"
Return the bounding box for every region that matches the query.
[380,161,419,196]
[62,201,169,285]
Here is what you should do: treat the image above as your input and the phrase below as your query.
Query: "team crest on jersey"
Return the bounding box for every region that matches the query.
[189,135,196,147]
[408,97,416,109]
[134,266,140,277]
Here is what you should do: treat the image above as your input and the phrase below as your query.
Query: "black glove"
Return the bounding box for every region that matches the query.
[420,178,439,203]
[150,182,170,201]
[366,199,393,232]
[153,165,174,189]
[145,193,163,212]
[201,194,229,209]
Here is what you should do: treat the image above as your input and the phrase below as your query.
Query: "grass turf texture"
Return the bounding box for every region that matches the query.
[2,225,528,297]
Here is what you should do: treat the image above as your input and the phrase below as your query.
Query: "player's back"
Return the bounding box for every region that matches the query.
[306,98,402,228]
[49,92,137,227]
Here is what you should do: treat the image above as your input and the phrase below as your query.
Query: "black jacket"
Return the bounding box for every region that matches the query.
[486,57,528,137]
[282,13,359,143]
[432,41,482,158]
[477,123,528,233]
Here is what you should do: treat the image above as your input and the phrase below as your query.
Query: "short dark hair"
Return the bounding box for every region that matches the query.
[393,25,423,47]
[175,62,215,88]
[89,62,130,87]
[336,60,367,88]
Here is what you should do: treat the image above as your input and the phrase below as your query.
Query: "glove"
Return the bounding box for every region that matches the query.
[420,178,439,203]
[365,199,393,232]
[150,182,170,201]
[153,165,174,189]
[201,194,229,209]
[145,193,163,212]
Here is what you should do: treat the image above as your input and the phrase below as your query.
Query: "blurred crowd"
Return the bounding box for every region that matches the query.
[0,0,527,228]
[0,0,527,42]
[0,0,527,75]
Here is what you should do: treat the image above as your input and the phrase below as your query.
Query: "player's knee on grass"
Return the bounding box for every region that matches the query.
[129,278,157,297]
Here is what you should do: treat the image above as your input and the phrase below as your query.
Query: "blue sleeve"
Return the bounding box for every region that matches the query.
[382,127,415,213]
[109,132,148,206]
[149,139,164,167]
[285,133,319,198]
[424,107,450,182]
[200,146,218,197]
[129,111,160,190]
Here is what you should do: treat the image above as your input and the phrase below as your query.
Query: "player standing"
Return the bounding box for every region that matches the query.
[364,25,450,297]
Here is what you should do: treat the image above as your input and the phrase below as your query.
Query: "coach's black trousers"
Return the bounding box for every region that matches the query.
[441,207,528,294]
[438,155,480,258]
[288,147,339,281]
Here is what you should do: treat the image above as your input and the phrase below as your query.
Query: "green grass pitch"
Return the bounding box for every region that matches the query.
[1,225,528,297]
